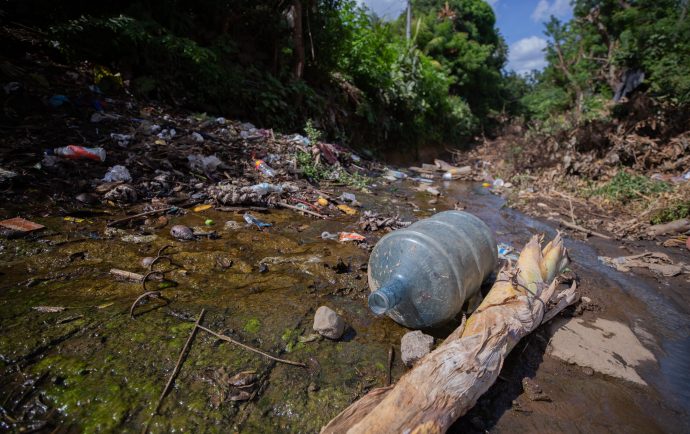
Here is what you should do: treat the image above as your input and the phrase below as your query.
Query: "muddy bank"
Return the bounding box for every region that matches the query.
[1,178,689,432]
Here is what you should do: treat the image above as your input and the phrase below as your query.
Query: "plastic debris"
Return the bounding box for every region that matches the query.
[493,178,505,188]
[321,231,338,240]
[337,204,357,215]
[48,94,69,107]
[110,133,132,147]
[339,192,357,203]
[0,217,45,233]
[188,154,222,173]
[248,182,283,196]
[385,170,407,180]
[205,219,215,226]
[64,216,90,224]
[244,212,272,229]
[0,168,17,183]
[103,165,132,182]
[193,204,213,212]
[254,159,276,177]
[338,232,366,242]
[497,243,519,261]
[48,145,106,162]
[482,182,491,188]
[317,197,329,207]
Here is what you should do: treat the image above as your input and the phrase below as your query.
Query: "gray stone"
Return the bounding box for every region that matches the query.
[313,306,346,340]
[400,330,434,367]
[170,225,195,241]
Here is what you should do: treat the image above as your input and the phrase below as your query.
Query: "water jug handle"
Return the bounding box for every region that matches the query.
[368,278,405,315]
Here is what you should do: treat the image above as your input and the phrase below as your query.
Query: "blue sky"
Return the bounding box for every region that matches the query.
[357,0,573,74]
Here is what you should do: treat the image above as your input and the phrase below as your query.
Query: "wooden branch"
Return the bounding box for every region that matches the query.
[278,202,328,219]
[197,325,306,367]
[558,218,612,240]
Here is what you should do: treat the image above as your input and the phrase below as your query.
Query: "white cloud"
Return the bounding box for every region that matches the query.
[531,0,571,22]
[508,36,548,74]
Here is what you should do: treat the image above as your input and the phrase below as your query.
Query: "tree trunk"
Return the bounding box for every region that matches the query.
[291,0,305,80]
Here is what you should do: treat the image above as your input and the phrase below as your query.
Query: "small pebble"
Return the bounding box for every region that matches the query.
[141,256,156,268]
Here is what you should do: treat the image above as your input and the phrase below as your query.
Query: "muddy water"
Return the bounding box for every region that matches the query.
[0,181,688,433]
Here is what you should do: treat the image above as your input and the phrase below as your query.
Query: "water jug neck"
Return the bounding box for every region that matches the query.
[368,278,406,315]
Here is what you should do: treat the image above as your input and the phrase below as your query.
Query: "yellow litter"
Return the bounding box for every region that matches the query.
[193,204,213,212]
[337,204,357,215]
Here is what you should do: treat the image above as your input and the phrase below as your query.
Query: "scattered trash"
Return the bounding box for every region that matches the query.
[401,330,434,367]
[338,232,366,242]
[248,183,283,196]
[497,242,519,261]
[110,133,132,147]
[442,166,472,180]
[313,306,346,340]
[48,145,106,162]
[0,168,18,183]
[193,204,213,212]
[339,192,357,203]
[317,197,329,207]
[367,211,497,328]
[384,169,407,180]
[243,212,272,229]
[64,216,90,224]
[188,154,222,173]
[191,132,204,143]
[321,231,338,240]
[204,219,214,226]
[48,94,69,107]
[103,165,132,183]
[482,182,491,188]
[0,217,45,234]
[358,211,411,232]
[254,159,276,177]
[599,252,690,277]
[337,204,357,215]
[493,178,505,188]
[171,225,195,241]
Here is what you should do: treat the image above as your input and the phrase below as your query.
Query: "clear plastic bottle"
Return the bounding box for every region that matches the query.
[49,145,106,162]
[254,159,275,177]
[368,211,497,329]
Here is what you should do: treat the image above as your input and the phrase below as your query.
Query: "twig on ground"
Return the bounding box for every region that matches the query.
[153,309,205,414]
[107,207,174,227]
[196,325,306,367]
[558,219,612,240]
[277,202,328,219]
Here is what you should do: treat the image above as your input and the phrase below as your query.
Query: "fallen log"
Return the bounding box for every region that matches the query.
[647,218,690,237]
[323,233,577,433]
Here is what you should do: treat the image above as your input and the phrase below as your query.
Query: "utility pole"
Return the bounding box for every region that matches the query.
[406,0,411,40]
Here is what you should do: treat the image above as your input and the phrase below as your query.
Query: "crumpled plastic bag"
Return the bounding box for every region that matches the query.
[103,165,132,182]
[188,154,222,173]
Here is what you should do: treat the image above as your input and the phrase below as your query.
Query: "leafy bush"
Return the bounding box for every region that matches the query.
[592,171,670,201]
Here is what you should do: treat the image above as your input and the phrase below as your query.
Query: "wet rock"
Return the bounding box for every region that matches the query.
[400,330,434,367]
[141,256,156,268]
[76,192,99,205]
[170,225,194,241]
[521,377,551,402]
[121,234,157,244]
[313,306,346,340]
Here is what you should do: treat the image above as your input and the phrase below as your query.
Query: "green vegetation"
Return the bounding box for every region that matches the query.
[591,172,670,201]
[521,0,690,125]
[243,318,261,333]
[651,201,690,225]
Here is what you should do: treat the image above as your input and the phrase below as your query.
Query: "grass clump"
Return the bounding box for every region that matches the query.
[651,201,690,225]
[592,171,670,201]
